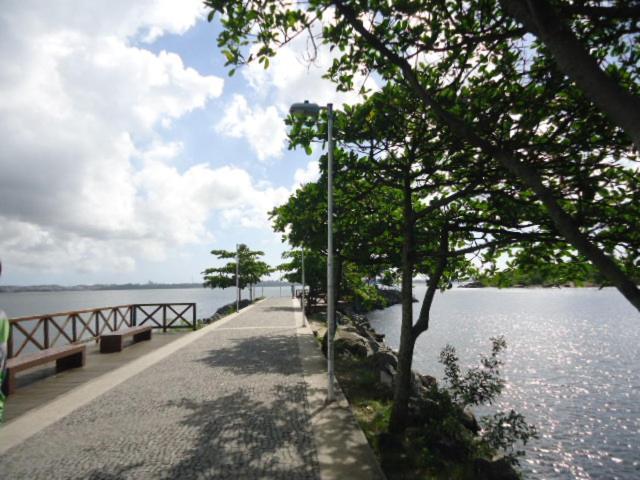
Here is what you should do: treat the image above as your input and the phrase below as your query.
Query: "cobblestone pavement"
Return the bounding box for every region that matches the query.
[1,298,320,480]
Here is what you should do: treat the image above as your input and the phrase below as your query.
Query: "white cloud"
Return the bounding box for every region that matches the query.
[135,161,290,238]
[293,160,320,189]
[243,30,378,109]
[0,0,205,44]
[142,141,185,163]
[215,95,288,162]
[1,154,292,276]
[0,1,290,279]
[216,30,379,161]
[0,218,137,274]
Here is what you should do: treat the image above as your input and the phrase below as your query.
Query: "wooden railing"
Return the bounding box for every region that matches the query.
[8,303,197,358]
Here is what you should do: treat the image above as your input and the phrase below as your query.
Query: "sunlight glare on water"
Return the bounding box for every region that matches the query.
[368,287,640,479]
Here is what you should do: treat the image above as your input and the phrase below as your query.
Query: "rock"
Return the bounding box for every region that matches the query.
[380,369,394,388]
[474,456,520,480]
[340,325,359,334]
[372,349,398,371]
[345,287,414,313]
[213,299,251,317]
[460,407,480,434]
[410,372,438,398]
[416,373,437,389]
[348,321,386,354]
[322,328,372,358]
[408,397,440,424]
[434,437,469,460]
[315,310,347,325]
[377,288,402,305]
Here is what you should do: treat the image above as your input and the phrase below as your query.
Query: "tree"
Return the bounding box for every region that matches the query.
[206,0,640,435]
[277,249,327,306]
[270,161,393,307]
[331,87,559,431]
[202,244,272,304]
[499,0,640,150]
[280,82,560,431]
[205,0,640,312]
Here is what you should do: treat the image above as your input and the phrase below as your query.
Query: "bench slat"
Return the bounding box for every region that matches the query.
[7,344,85,371]
[101,325,152,339]
[3,343,86,396]
[100,325,152,353]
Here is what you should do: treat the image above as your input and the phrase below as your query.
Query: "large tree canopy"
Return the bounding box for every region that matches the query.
[273,80,585,430]
[205,0,640,311]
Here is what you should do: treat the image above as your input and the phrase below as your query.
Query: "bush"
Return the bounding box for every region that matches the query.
[480,410,537,465]
[439,337,537,465]
[439,336,506,406]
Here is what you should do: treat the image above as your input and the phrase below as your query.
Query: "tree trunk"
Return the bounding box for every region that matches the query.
[389,330,416,433]
[390,226,449,433]
[390,167,416,433]
[334,2,640,314]
[250,284,253,302]
[413,229,449,337]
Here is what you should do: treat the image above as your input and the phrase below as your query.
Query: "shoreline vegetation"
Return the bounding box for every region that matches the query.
[308,289,535,480]
[458,262,626,289]
[200,297,265,325]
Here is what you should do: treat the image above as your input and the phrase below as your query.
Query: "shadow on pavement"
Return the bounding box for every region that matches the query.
[198,333,302,376]
[263,306,296,313]
[162,387,320,480]
[82,461,144,480]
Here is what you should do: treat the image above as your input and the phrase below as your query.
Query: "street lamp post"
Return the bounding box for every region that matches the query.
[290,100,335,402]
[235,243,240,312]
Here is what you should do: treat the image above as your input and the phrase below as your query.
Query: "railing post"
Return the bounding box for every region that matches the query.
[113,308,117,331]
[95,311,100,340]
[43,317,50,349]
[8,323,13,359]
[131,305,137,327]
[163,305,167,332]
[192,304,196,331]
[72,315,78,343]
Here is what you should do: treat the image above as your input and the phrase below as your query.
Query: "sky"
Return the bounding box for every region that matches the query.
[0,1,374,286]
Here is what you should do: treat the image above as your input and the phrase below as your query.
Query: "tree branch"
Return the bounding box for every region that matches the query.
[332,0,640,312]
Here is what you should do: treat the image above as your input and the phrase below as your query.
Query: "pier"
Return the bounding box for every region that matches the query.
[0,298,383,479]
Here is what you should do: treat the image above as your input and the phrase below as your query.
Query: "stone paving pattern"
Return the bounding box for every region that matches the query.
[0,298,320,480]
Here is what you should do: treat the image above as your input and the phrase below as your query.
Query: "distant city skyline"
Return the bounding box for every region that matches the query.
[0,1,374,286]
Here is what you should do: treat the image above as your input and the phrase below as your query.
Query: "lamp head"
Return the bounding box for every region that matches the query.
[289,100,321,118]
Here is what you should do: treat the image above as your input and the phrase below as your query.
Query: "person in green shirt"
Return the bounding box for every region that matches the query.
[0,261,8,422]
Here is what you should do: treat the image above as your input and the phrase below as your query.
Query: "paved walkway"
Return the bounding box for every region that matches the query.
[4,330,188,423]
[0,298,383,480]
[0,299,381,480]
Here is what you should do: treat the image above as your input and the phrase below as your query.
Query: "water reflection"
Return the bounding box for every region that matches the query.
[368,287,640,479]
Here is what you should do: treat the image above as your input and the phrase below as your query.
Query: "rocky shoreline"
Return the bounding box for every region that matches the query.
[307,297,520,479]
[201,298,256,324]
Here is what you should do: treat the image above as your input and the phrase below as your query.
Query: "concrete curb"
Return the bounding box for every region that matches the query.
[0,300,261,454]
[293,300,386,480]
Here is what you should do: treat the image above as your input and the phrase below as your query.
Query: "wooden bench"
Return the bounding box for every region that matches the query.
[100,325,153,353]
[2,343,86,396]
